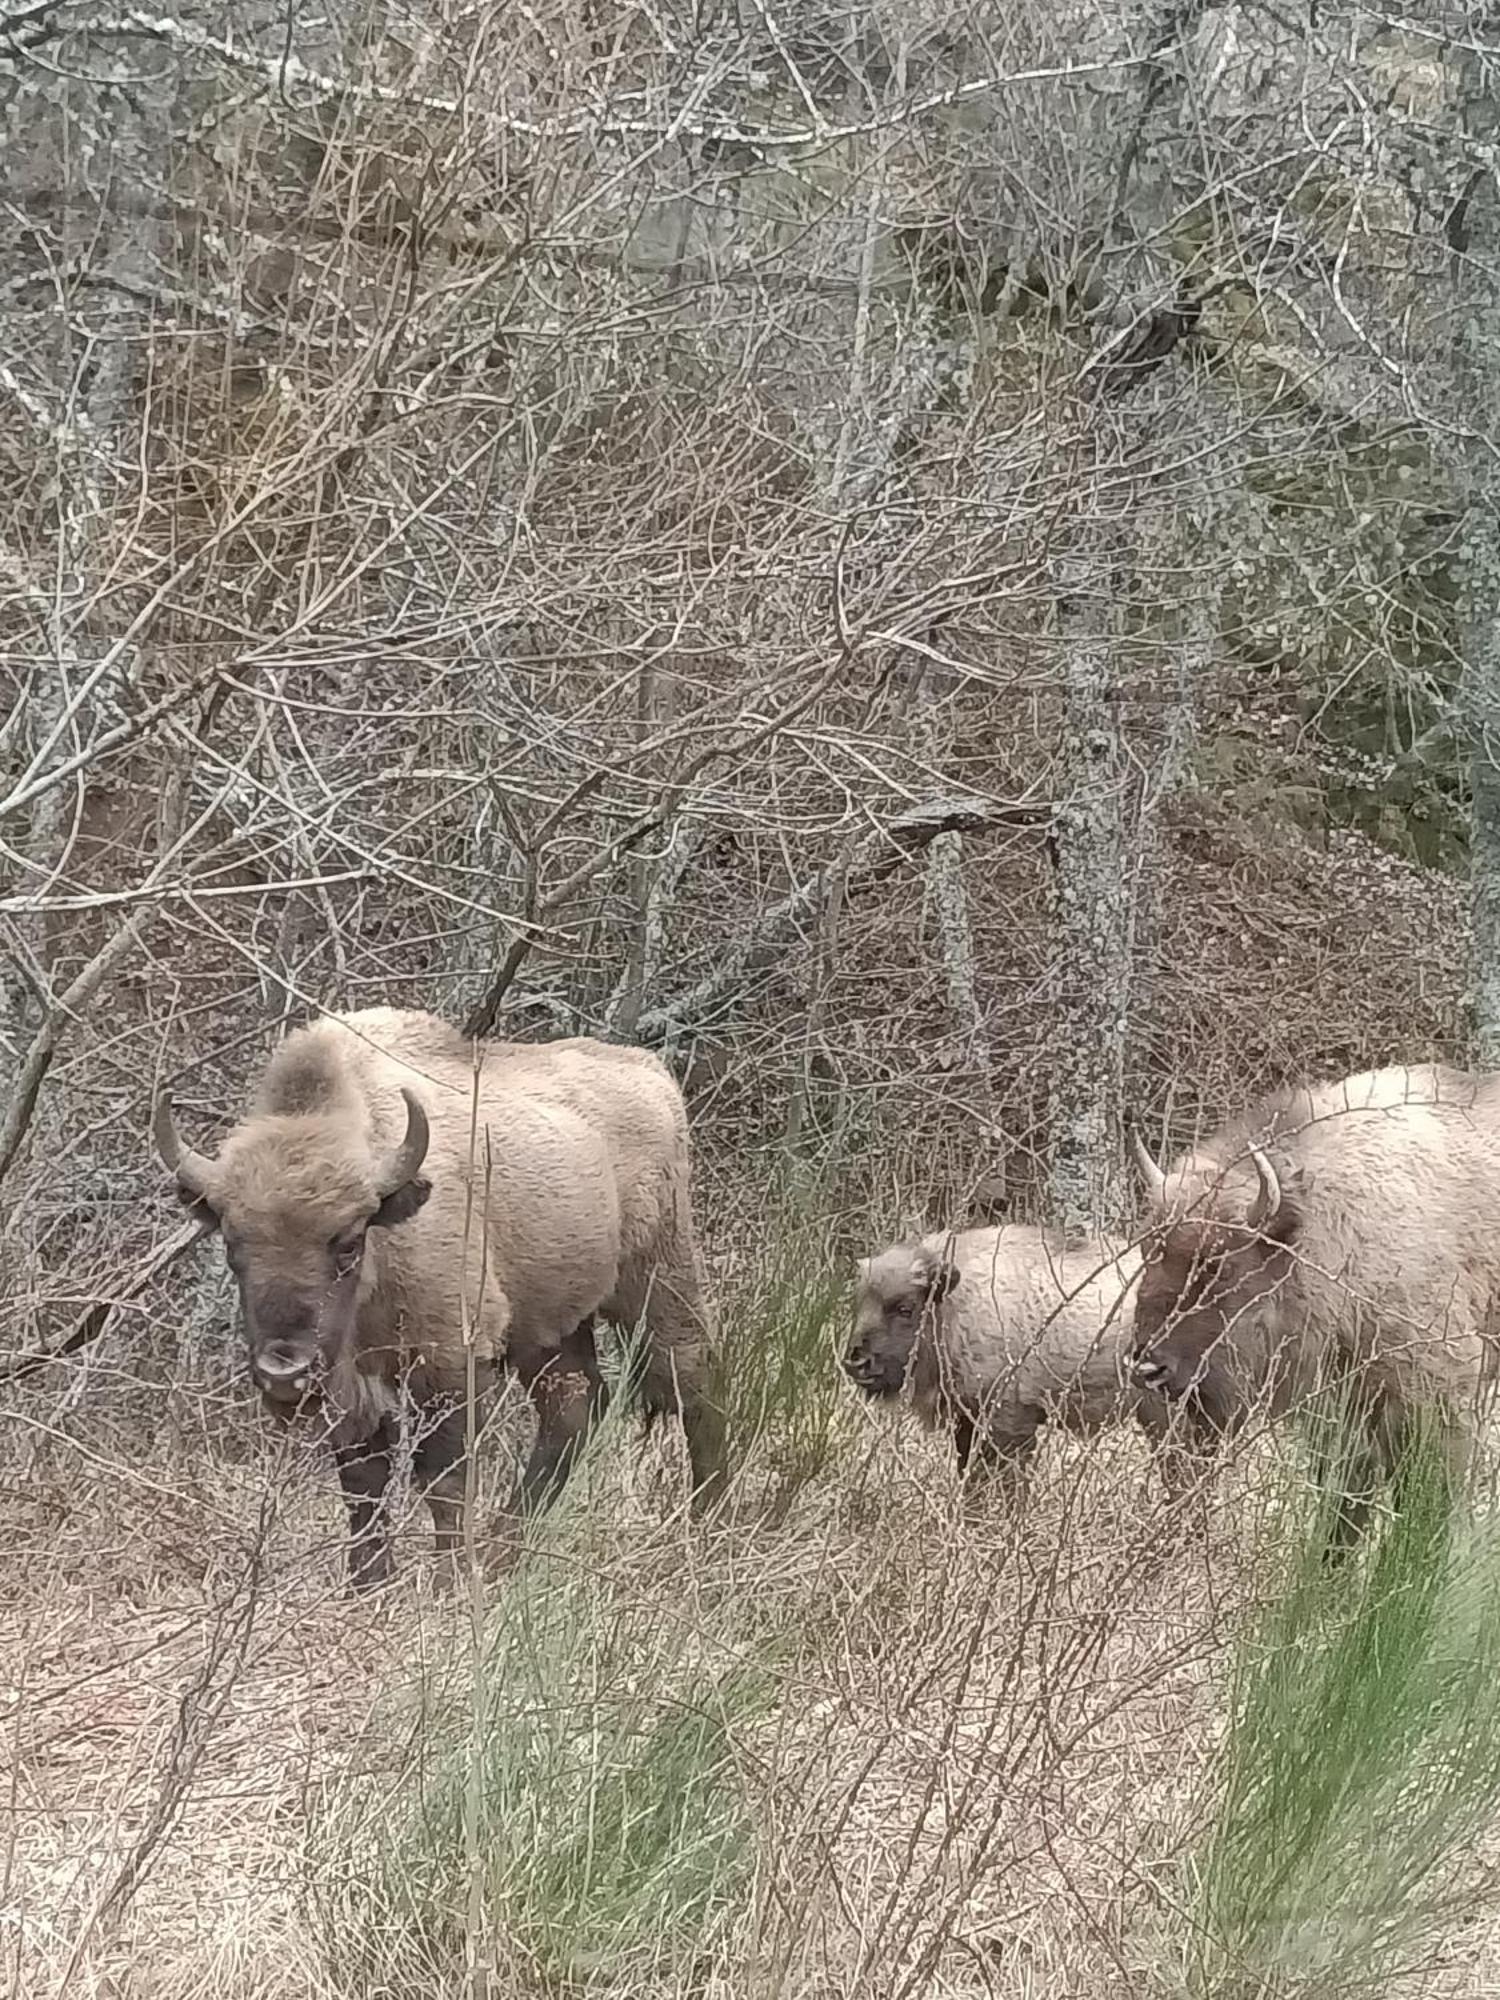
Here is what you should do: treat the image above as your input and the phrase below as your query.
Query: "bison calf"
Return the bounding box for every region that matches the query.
[844,1225,1202,1500]
[154,1006,727,1591]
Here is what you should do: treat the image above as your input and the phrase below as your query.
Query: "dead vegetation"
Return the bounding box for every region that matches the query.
[5,0,1499,1990]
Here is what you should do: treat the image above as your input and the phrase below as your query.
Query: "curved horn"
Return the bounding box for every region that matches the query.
[1130,1127,1169,1202]
[153,1093,213,1199]
[1246,1144,1282,1231]
[377,1088,429,1196]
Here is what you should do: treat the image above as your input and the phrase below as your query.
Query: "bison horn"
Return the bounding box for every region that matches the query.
[1130,1127,1169,1202]
[1246,1144,1282,1231]
[378,1088,430,1196]
[153,1093,214,1200]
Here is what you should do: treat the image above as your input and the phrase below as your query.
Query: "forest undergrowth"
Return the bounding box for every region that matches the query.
[6,1169,1500,2000]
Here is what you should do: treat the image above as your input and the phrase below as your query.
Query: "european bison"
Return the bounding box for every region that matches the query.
[844,1224,1204,1500]
[154,1007,726,1589]
[1130,1062,1500,1549]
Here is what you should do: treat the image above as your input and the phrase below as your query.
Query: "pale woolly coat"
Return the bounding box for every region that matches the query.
[858,1224,1144,1448]
[1139,1063,1500,1424]
[189,1006,713,1436]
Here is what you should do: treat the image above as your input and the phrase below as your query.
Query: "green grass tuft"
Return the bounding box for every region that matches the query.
[1186,1407,1500,1997]
[711,1163,856,1520]
[310,1407,772,1998]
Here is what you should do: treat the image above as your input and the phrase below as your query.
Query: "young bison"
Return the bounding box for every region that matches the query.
[844,1224,1203,1499]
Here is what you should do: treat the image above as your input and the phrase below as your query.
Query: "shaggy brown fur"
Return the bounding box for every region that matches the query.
[155,1007,726,1590]
[845,1225,1208,1502]
[1131,1062,1500,1552]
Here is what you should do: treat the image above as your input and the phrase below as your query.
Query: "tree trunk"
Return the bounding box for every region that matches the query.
[1049,541,1130,1230]
[1450,69,1500,1067]
[1123,489,1215,1114]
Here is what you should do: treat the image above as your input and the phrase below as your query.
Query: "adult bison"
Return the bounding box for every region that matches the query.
[1129,1062,1500,1548]
[844,1225,1207,1501]
[153,1007,726,1589]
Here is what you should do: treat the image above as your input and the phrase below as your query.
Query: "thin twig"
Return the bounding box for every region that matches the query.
[633,794,1050,1044]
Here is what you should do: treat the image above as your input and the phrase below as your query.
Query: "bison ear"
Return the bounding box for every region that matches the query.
[911,1253,960,1299]
[1266,1166,1309,1244]
[371,1175,431,1231]
[176,1186,220,1231]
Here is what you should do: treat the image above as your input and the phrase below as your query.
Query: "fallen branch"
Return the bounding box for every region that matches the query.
[0,1215,213,1386]
[633,792,1049,1045]
[101,15,1142,153]
[57,1505,266,1982]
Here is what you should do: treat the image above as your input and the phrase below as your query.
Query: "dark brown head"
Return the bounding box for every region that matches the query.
[844,1240,960,1398]
[1128,1128,1304,1418]
[153,1088,431,1409]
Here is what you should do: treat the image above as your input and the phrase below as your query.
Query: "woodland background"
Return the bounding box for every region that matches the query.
[5,5,1500,1998]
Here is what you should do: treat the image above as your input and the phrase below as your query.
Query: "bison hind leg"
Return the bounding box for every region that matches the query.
[608,1266,728,1515]
[500,1318,613,1523]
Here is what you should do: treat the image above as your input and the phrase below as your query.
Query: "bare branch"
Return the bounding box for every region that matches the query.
[0,908,153,1188]
[0,1214,213,1385]
[634,794,1050,1046]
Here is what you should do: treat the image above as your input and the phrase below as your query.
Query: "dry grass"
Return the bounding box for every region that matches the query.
[10,1333,1500,2000]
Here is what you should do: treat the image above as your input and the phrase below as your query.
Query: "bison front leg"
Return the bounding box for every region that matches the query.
[333,1420,397,1593]
[412,1383,496,1581]
[505,1320,611,1519]
[955,1409,1038,1517]
[1303,1400,1385,1566]
[1137,1394,1218,1508]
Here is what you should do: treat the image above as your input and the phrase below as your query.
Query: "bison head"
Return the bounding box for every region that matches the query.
[844,1242,960,1399]
[1128,1129,1303,1423]
[153,1089,431,1410]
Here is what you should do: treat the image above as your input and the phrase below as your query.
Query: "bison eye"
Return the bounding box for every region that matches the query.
[330,1227,366,1276]
[893,1300,917,1322]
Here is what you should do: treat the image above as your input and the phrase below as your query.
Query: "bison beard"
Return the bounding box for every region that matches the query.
[153,1007,727,1592]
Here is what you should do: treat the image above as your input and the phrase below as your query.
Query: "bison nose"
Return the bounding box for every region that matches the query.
[252,1342,314,1402]
[1133,1353,1173,1396]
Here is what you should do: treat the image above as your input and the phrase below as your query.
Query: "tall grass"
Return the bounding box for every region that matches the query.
[1185,1408,1500,1997]
[310,1405,773,1998]
[712,1161,856,1521]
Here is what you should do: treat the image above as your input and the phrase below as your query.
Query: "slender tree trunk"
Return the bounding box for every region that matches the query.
[1123,491,1215,1109]
[1450,112,1500,1064]
[917,664,1002,1200]
[2,48,169,1057]
[1049,538,1130,1230]
[823,25,1001,1184]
